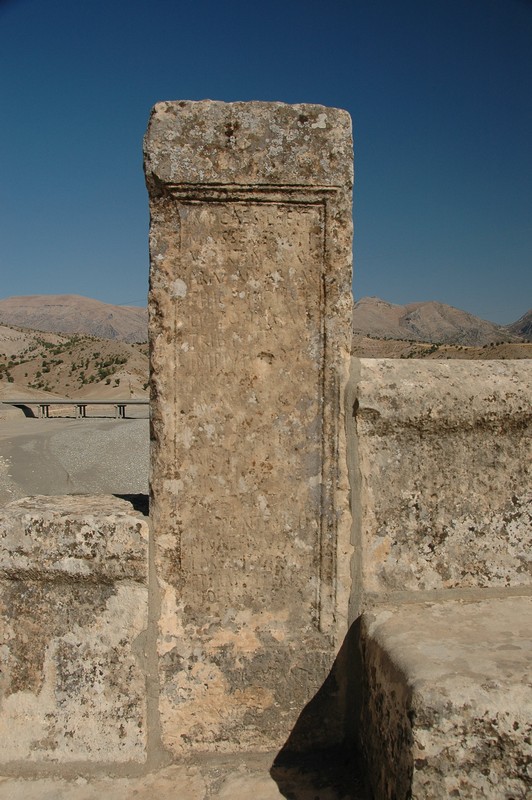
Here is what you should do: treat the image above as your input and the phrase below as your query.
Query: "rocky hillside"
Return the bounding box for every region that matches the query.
[351,335,531,360]
[2,293,529,349]
[507,309,532,342]
[0,295,147,343]
[0,324,148,399]
[352,297,526,346]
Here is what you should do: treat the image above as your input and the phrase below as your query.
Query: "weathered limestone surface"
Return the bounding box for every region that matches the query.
[359,598,532,799]
[145,101,353,754]
[347,358,531,608]
[347,357,532,798]
[0,496,149,766]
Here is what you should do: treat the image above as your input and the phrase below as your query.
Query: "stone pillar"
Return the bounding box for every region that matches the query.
[144,101,353,755]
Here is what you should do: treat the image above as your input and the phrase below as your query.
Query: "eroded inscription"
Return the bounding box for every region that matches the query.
[172,202,324,614]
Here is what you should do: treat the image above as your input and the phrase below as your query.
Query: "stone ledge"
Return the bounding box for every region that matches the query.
[351,358,532,431]
[358,596,532,799]
[0,495,148,582]
[347,358,532,597]
[0,750,369,799]
[0,495,149,765]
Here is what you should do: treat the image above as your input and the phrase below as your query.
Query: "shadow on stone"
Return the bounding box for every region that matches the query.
[270,620,368,799]
[114,493,149,516]
[271,747,368,800]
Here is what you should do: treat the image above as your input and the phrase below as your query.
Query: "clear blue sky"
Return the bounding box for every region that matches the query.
[1,0,531,324]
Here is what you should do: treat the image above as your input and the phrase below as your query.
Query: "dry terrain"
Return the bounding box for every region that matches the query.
[0,294,530,402]
[507,308,532,340]
[0,324,148,401]
[1,324,531,406]
[352,334,532,360]
[351,296,531,359]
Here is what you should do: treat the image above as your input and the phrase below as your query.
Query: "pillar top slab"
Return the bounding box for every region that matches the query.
[144,99,353,189]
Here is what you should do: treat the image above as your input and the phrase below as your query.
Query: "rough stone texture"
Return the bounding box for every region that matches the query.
[359,597,532,800]
[347,357,532,798]
[144,100,353,188]
[145,100,353,754]
[0,496,149,765]
[0,100,529,800]
[347,358,532,608]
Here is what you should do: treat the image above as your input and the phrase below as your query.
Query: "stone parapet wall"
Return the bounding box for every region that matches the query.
[347,358,532,612]
[0,496,149,770]
[347,357,532,798]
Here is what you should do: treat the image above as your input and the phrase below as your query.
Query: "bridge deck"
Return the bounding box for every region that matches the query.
[2,399,149,419]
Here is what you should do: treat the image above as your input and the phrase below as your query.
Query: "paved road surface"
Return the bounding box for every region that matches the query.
[0,411,149,506]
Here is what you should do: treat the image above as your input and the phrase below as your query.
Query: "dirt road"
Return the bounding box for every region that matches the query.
[0,413,149,506]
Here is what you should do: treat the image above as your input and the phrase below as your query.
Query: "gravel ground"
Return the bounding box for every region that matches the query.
[0,411,149,507]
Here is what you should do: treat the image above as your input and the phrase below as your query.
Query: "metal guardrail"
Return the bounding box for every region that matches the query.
[2,399,150,419]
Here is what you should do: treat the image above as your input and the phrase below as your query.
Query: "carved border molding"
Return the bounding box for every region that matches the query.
[160,182,342,635]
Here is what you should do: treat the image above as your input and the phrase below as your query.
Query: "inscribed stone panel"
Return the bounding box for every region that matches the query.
[173,201,324,615]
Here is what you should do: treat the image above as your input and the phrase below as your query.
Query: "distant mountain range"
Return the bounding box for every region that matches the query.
[0,293,530,347]
[0,295,147,343]
[352,297,531,346]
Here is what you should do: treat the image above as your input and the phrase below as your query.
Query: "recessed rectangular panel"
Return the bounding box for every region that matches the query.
[174,202,324,613]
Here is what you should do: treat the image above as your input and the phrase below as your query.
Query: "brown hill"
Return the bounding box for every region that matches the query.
[353,297,522,346]
[352,334,532,360]
[0,294,147,343]
[1,296,529,402]
[2,293,527,349]
[0,325,148,400]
